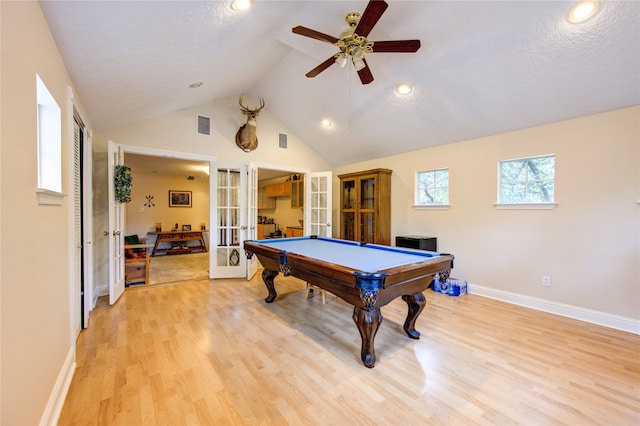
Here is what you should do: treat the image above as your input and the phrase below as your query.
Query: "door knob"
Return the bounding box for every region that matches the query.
[113,230,121,236]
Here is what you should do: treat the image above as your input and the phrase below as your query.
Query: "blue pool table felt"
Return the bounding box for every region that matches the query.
[255,237,439,272]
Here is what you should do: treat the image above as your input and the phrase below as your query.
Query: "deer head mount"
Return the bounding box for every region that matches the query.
[235,96,265,152]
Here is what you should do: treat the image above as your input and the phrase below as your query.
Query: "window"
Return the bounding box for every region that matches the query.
[415,168,449,206]
[498,154,555,204]
[36,74,63,204]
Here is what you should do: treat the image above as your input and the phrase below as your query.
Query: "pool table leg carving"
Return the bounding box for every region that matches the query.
[401,292,426,339]
[262,269,279,303]
[352,306,383,368]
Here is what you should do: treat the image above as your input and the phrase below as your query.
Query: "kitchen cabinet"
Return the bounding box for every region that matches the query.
[287,227,304,237]
[265,181,291,197]
[257,223,275,239]
[258,186,275,209]
[338,168,392,245]
[291,179,304,208]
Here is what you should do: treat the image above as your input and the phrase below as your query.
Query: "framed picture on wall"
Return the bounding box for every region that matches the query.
[182,224,191,231]
[169,190,192,207]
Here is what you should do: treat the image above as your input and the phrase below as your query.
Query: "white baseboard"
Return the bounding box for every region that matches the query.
[39,347,76,426]
[469,284,640,335]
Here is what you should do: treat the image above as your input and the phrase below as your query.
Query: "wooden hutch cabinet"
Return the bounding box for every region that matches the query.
[338,168,392,245]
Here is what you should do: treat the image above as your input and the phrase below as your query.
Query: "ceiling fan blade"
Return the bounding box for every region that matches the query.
[354,0,389,38]
[357,59,374,85]
[371,40,421,53]
[306,56,336,78]
[292,26,339,44]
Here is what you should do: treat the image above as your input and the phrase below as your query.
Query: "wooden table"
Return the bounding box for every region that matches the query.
[149,231,208,256]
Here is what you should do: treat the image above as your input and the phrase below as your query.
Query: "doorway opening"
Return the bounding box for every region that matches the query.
[256,167,306,240]
[123,152,211,286]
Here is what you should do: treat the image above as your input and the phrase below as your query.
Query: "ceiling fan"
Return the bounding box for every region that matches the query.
[292,0,421,85]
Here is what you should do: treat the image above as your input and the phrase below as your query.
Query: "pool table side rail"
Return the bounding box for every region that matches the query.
[245,240,454,308]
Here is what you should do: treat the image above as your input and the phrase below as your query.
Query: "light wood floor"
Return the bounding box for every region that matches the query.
[59,274,640,425]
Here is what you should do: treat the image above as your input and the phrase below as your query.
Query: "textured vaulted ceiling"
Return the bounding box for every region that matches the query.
[40,1,640,167]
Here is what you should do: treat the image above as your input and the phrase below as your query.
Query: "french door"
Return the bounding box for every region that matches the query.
[247,163,259,279]
[107,140,126,304]
[306,172,333,237]
[211,163,248,278]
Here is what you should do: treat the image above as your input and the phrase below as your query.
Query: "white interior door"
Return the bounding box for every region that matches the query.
[306,172,333,237]
[107,140,126,304]
[247,163,259,279]
[211,162,247,278]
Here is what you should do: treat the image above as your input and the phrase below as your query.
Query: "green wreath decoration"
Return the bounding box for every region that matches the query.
[114,165,132,203]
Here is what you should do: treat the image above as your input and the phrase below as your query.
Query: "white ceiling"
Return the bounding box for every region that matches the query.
[40,1,640,167]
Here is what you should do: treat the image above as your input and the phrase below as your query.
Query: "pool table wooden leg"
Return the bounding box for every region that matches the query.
[401,292,426,339]
[352,306,383,368]
[261,269,279,303]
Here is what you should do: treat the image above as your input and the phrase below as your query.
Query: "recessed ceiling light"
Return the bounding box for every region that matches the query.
[321,119,333,128]
[188,81,203,89]
[231,0,253,11]
[567,0,601,24]
[396,83,412,95]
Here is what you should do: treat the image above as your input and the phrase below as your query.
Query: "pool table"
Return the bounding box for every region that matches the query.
[244,236,454,368]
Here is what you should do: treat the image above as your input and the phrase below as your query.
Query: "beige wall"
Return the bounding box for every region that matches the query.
[0,2,91,423]
[334,106,640,320]
[126,170,210,243]
[94,97,331,169]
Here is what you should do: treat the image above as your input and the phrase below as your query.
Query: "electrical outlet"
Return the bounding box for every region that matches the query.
[542,275,551,287]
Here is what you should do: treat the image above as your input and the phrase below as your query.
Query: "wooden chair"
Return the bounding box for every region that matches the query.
[124,235,153,286]
[305,283,327,304]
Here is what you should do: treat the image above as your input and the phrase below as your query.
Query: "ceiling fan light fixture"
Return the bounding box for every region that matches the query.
[353,57,366,71]
[567,0,601,23]
[335,53,348,68]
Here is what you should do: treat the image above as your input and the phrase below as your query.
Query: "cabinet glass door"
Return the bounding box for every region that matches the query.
[342,179,356,209]
[342,212,355,241]
[360,212,375,243]
[360,177,375,210]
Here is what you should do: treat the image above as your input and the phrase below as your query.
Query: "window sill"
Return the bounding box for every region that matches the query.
[37,188,66,205]
[494,203,557,210]
[412,204,451,210]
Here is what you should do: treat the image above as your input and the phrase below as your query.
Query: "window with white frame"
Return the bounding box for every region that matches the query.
[498,154,555,204]
[415,168,449,206]
[36,74,62,194]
